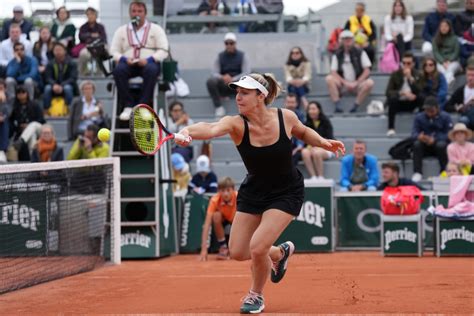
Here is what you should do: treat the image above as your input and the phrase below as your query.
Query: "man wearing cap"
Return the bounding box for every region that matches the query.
[171,153,191,194]
[110,1,169,121]
[1,6,33,41]
[206,32,250,117]
[325,29,374,113]
[447,123,474,175]
[411,96,453,182]
[189,155,218,194]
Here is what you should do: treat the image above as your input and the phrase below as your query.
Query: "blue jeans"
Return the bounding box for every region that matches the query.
[0,119,9,151]
[287,84,309,99]
[43,84,74,109]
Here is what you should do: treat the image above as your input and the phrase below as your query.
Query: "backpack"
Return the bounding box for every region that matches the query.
[327,27,343,54]
[381,186,424,215]
[49,97,69,117]
[388,137,415,160]
[379,42,400,73]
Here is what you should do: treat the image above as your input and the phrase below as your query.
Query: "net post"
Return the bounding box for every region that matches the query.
[112,157,122,264]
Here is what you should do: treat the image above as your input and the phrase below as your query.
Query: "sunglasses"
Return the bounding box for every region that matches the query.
[224,41,235,46]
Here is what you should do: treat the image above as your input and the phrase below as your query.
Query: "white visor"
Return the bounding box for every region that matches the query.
[229,76,269,97]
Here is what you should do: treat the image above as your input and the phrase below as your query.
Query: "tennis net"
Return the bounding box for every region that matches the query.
[0,158,121,294]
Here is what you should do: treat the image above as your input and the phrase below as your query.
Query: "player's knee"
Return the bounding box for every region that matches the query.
[229,247,249,261]
[249,242,269,259]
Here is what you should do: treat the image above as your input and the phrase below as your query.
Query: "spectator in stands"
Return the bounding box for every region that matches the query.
[50,6,76,54]
[199,176,237,261]
[76,7,107,76]
[9,85,45,161]
[67,124,110,160]
[432,19,460,86]
[411,96,452,182]
[340,139,379,191]
[383,0,414,58]
[69,80,105,140]
[171,153,191,194]
[419,56,448,110]
[33,26,54,82]
[43,42,78,111]
[302,101,334,181]
[189,154,218,194]
[378,162,424,190]
[344,2,377,64]
[1,6,33,41]
[284,46,312,110]
[386,52,422,137]
[31,124,64,162]
[454,0,474,36]
[443,161,463,177]
[167,100,194,162]
[0,23,33,68]
[197,0,231,34]
[422,0,455,55]
[284,93,304,166]
[460,24,474,67]
[6,42,39,102]
[445,65,474,130]
[326,30,374,113]
[447,123,474,175]
[0,80,9,162]
[207,32,250,117]
[110,1,168,121]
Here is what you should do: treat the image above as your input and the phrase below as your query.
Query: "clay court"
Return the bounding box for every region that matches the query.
[0,252,473,314]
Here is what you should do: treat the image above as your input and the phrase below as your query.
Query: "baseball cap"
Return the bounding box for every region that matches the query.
[171,153,185,171]
[340,30,354,39]
[229,75,269,97]
[423,96,439,108]
[224,32,237,42]
[196,155,211,173]
[13,5,24,12]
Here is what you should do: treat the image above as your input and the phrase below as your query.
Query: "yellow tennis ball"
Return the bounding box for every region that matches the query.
[98,128,110,142]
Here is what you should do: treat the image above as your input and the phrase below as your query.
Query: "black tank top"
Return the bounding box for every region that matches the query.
[237,108,294,177]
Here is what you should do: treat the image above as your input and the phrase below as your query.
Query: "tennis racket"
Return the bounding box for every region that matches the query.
[129,104,191,156]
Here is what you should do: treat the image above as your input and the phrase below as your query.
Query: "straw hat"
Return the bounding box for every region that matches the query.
[448,123,473,141]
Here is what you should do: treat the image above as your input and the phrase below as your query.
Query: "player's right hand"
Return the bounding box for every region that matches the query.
[199,249,208,261]
[175,129,192,147]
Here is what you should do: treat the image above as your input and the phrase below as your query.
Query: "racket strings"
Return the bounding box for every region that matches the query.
[132,107,160,154]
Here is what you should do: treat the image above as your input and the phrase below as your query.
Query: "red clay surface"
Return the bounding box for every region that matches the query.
[0,252,473,314]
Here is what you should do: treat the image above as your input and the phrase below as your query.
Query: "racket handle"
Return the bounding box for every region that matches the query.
[173,133,192,143]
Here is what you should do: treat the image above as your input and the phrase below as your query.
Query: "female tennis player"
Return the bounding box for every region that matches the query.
[175,73,345,314]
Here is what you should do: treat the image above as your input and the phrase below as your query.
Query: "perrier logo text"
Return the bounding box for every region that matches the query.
[385,228,417,250]
[0,198,40,232]
[441,226,474,250]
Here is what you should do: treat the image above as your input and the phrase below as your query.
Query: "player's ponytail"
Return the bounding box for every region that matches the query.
[249,73,282,105]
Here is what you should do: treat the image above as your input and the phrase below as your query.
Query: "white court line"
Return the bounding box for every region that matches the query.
[165,274,248,278]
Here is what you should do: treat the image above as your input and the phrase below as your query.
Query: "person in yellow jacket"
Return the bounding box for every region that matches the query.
[67,123,109,159]
[344,2,377,64]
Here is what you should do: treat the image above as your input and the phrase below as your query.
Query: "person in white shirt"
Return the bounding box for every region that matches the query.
[325,30,374,113]
[0,23,32,67]
[110,1,169,121]
[384,0,414,57]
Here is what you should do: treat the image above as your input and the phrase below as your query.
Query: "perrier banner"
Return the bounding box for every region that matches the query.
[276,181,334,252]
[0,183,54,256]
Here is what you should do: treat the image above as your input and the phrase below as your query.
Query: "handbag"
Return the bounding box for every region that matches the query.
[165,75,190,98]
[379,42,400,74]
[71,43,87,58]
[381,186,424,215]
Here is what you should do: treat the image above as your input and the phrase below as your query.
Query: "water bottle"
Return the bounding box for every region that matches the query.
[236,2,243,16]
[218,2,224,14]
[242,1,249,15]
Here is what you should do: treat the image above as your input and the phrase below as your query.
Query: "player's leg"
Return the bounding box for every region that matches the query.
[240,209,293,314]
[228,211,261,261]
[212,212,229,259]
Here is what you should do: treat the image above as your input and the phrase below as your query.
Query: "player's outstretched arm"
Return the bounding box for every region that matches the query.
[175,116,236,146]
[288,110,346,157]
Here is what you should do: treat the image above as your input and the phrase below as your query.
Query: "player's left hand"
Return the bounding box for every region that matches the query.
[320,139,345,157]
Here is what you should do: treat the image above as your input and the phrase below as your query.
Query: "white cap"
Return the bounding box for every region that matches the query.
[340,30,354,39]
[13,5,24,12]
[224,32,237,42]
[196,155,211,173]
[229,75,269,97]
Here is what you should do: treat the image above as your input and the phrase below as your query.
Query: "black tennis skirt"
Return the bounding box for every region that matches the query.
[237,169,305,217]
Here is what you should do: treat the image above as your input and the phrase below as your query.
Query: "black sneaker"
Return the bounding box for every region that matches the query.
[240,291,265,314]
[270,241,295,283]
